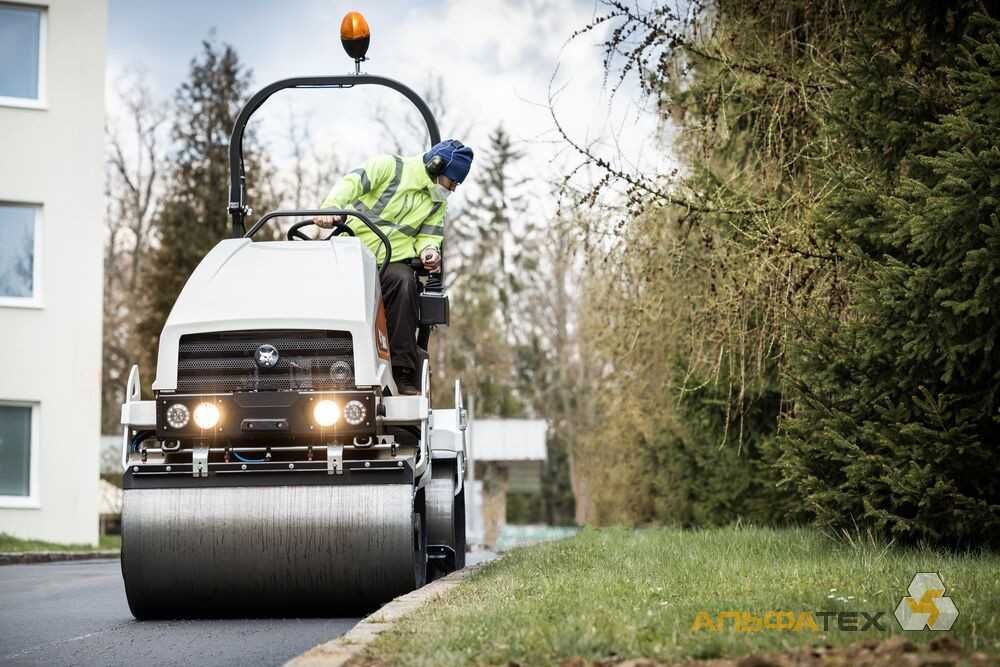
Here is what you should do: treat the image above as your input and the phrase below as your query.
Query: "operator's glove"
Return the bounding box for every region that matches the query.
[314,215,345,229]
[420,246,442,272]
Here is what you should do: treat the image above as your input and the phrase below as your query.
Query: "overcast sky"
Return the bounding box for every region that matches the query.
[107,0,669,212]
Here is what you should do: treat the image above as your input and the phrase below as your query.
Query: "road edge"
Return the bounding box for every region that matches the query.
[0,551,119,565]
[284,563,484,667]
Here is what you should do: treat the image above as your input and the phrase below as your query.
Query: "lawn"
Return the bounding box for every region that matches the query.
[363,526,1000,666]
[0,532,120,552]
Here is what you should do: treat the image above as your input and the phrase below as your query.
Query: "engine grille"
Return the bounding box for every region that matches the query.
[176,330,355,393]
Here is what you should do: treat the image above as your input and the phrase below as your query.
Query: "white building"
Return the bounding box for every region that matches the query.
[0,0,106,544]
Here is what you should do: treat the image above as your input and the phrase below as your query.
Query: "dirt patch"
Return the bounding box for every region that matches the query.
[556,637,998,667]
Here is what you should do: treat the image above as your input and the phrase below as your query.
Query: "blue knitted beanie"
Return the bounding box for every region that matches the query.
[424,139,474,183]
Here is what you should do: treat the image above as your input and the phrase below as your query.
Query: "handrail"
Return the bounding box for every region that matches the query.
[244,208,392,276]
[228,74,442,237]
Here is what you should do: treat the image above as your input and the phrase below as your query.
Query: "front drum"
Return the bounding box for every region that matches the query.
[122,483,419,619]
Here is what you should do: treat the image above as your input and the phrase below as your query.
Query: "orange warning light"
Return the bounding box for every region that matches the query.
[340,11,371,61]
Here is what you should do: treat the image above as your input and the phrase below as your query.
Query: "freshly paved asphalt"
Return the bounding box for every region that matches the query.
[0,551,496,667]
[0,558,362,667]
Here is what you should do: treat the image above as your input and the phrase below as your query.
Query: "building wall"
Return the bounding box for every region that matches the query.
[0,0,106,544]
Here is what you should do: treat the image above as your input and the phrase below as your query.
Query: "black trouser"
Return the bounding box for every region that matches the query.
[380,262,419,373]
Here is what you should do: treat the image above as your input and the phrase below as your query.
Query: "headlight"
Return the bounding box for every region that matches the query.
[344,399,367,426]
[165,403,190,429]
[313,399,340,427]
[193,402,221,429]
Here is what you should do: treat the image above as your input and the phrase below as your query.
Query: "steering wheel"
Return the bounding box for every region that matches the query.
[286,219,356,241]
[246,208,390,277]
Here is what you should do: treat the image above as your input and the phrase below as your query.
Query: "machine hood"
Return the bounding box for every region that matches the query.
[152,237,388,391]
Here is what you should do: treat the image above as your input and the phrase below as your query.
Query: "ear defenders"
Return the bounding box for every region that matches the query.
[425,154,446,177]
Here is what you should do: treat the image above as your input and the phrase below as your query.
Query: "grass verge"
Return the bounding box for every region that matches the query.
[0,532,120,552]
[362,527,1000,666]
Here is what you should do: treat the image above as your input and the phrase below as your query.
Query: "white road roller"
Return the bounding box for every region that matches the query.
[118,21,467,619]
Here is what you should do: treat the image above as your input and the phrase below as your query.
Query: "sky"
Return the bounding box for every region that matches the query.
[106,0,670,213]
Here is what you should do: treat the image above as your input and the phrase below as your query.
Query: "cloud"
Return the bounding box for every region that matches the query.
[106,0,673,213]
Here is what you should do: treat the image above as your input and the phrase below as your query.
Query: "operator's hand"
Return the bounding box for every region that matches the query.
[420,246,442,272]
[314,215,345,229]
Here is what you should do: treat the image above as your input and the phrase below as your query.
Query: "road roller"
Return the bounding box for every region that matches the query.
[118,17,468,619]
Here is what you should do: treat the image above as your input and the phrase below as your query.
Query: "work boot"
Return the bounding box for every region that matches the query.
[393,367,420,396]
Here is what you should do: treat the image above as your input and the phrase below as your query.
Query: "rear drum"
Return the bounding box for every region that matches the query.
[426,463,466,578]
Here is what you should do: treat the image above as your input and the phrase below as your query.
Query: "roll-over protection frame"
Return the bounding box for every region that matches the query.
[227,75,442,237]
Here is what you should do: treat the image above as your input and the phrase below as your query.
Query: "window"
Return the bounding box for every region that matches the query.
[0,403,39,507]
[0,3,45,107]
[0,203,42,307]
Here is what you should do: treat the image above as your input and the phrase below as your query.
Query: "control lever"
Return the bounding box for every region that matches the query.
[406,257,443,291]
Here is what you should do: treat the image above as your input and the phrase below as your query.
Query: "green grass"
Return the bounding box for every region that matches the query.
[367,527,1000,666]
[0,533,120,552]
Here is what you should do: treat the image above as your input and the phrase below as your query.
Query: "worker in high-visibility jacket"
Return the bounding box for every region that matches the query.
[316,139,474,395]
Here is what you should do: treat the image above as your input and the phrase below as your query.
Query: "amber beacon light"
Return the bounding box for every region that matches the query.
[341,11,371,64]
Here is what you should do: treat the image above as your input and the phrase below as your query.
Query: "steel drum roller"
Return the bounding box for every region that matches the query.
[426,463,465,572]
[121,484,419,618]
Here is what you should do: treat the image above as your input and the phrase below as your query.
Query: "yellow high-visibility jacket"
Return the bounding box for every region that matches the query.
[320,153,445,263]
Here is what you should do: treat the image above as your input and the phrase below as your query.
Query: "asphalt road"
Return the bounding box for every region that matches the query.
[0,559,362,667]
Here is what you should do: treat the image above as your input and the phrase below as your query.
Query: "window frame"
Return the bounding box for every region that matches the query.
[0,202,43,309]
[0,2,47,110]
[0,400,41,509]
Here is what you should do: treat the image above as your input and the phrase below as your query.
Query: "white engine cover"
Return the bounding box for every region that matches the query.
[152,237,392,392]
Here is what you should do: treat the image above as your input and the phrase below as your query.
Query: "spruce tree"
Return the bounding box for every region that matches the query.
[433,125,535,417]
[780,11,1000,546]
[136,40,274,380]
[459,125,534,329]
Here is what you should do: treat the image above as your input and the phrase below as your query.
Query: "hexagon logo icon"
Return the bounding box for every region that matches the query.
[894,573,959,631]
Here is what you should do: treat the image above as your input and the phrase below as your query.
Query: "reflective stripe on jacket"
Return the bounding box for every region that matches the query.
[320,153,445,263]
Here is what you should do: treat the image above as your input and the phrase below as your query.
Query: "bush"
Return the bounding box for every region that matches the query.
[642,374,797,527]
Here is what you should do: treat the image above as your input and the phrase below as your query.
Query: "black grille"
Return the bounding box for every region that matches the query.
[177,330,355,393]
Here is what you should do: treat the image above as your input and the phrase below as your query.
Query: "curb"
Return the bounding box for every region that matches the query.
[0,550,119,565]
[285,563,484,667]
